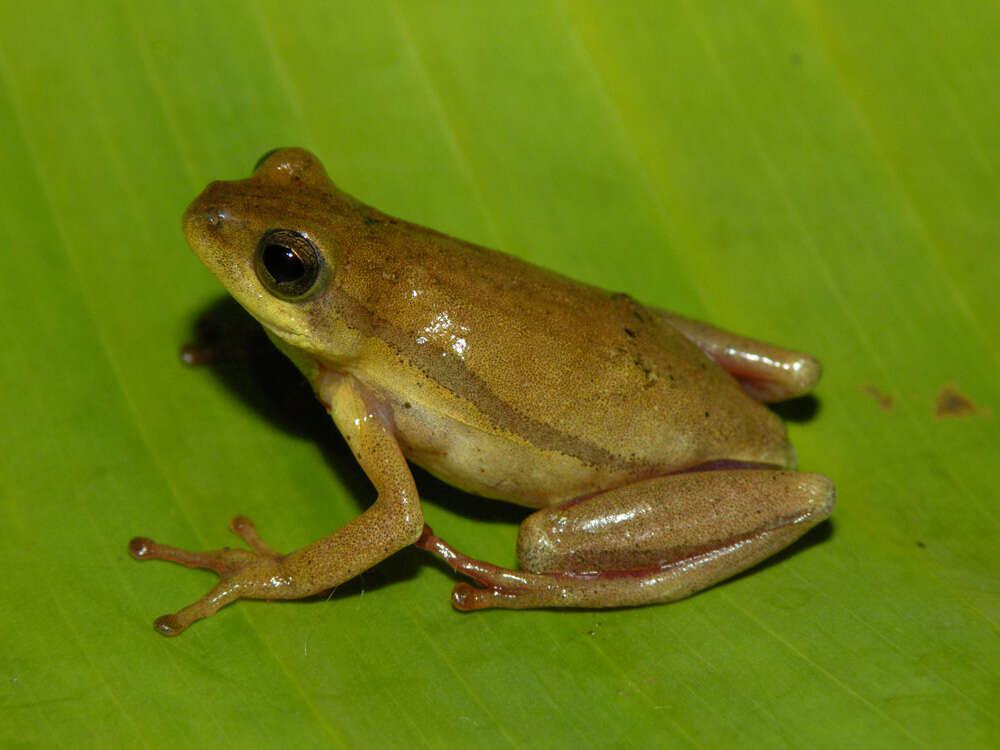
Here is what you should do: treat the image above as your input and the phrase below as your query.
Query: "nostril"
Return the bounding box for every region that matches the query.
[182,202,226,240]
[183,179,247,240]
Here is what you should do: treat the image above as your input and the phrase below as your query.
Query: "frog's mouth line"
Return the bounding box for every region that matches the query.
[257,320,312,350]
[260,320,300,338]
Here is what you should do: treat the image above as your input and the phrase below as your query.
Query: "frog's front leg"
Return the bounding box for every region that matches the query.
[657,310,822,402]
[417,467,833,610]
[130,373,423,635]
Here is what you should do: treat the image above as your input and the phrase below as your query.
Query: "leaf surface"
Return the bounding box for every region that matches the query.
[1,2,996,747]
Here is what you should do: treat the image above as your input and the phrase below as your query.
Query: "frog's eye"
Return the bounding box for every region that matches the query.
[255,229,322,300]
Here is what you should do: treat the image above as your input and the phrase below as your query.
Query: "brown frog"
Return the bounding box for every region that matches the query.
[130,148,834,635]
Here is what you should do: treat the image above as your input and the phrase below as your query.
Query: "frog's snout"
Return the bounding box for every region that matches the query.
[183,180,222,223]
[182,180,240,245]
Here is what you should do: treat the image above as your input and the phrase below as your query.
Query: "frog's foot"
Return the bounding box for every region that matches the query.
[416,525,551,610]
[129,516,288,636]
[417,525,711,611]
[417,524,719,611]
[416,469,834,610]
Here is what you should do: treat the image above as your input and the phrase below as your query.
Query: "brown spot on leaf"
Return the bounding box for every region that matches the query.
[934,382,983,418]
[862,383,894,411]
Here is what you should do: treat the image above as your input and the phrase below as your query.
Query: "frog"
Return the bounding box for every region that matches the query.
[130,148,834,636]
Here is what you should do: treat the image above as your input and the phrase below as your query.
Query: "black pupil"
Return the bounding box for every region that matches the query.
[263,244,304,283]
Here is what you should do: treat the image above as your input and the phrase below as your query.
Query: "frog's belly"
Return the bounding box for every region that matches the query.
[388,386,794,507]
[390,399,660,507]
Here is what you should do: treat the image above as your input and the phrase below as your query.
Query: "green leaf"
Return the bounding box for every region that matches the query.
[1,1,996,747]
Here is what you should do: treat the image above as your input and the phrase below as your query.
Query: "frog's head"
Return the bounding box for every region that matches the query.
[183,148,352,364]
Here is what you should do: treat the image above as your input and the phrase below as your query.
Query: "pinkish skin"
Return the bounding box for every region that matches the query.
[131,148,833,635]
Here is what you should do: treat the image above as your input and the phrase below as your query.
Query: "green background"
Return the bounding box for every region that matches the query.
[1,1,996,747]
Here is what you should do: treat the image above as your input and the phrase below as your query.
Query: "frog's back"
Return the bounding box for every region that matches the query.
[320,197,791,502]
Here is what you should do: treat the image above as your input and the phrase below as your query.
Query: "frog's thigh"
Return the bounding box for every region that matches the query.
[425,469,833,610]
[656,309,822,402]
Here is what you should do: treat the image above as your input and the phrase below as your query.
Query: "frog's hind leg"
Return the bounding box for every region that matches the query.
[416,468,833,610]
[655,309,821,402]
